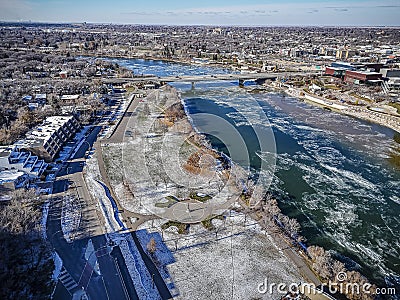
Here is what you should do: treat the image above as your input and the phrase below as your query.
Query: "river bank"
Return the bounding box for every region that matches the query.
[177,86,325,285]
[182,88,400,294]
[274,83,400,134]
[178,86,388,300]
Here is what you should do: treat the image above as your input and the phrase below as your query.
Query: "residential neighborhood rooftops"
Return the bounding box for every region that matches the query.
[60,94,80,101]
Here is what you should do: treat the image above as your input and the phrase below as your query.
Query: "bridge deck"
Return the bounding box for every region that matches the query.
[103,71,319,84]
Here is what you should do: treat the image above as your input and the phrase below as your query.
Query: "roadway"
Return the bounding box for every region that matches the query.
[108,92,142,143]
[49,125,138,300]
[48,194,132,300]
[50,89,173,299]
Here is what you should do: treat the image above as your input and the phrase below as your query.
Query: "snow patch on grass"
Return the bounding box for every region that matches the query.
[110,233,162,300]
[52,251,63,281]
[61,194,81,242]
[41,200,50,239]
[137,210,303,300]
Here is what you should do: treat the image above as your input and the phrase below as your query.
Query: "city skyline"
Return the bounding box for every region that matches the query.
[1,0,400,26]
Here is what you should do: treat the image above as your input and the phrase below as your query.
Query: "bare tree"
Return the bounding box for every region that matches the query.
[147,237,157,256]
[0,189,54,299]
[286,218,301,237]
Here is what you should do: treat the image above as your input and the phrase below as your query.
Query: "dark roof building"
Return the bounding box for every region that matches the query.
[344,70,383,84]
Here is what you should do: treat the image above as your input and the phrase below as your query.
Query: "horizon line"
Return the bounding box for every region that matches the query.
[1,20,400,28]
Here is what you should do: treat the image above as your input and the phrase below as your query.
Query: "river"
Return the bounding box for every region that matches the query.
[104,57,400,291]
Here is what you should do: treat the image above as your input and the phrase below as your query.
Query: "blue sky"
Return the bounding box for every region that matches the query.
[1,0,399,26]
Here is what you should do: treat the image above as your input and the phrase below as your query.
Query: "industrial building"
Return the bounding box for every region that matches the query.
[344,70,383,84]
[325,62,384,84]
[325,66,347,77]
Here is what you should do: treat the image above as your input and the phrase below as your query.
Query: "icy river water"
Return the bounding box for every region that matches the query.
[104,57,400,289]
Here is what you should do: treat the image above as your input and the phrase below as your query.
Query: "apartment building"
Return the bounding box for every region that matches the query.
[0,146,47,191]
[14,115,80,162]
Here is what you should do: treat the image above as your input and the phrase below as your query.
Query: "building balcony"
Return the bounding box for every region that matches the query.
[23,155,38,169]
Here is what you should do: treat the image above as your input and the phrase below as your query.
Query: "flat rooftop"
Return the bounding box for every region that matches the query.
[17,115,75,148]
[0,170,25,183]
[60,94,80,100]
[326,66,347,71]
[0,146,13,158]
[346,70,382,76]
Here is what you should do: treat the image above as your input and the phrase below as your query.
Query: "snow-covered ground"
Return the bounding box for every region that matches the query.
[135,229,175,280]
[41,200,50,239]
[61,194,81,243]
[86,86,304,300]
[84,155,122,233]
[109,232,162,300]
[101,87,243,222]
[136,210,303,300]
[86,151,165,297]
[42,200,63,282]
[52,251,63,281]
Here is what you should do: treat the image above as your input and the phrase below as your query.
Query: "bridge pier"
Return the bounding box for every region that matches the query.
[191,82,195,89]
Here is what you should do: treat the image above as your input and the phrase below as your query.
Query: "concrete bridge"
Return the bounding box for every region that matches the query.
[104,71,319,87]
[159,72,281,87]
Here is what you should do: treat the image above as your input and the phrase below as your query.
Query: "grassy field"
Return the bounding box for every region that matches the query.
[102,87,234,221]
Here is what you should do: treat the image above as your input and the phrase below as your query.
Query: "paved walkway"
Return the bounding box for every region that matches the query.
[71,171,104,239]
[108,91,144,143]
[90,85,324,299]
[94,139,155,231]
[94,90,159,231]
